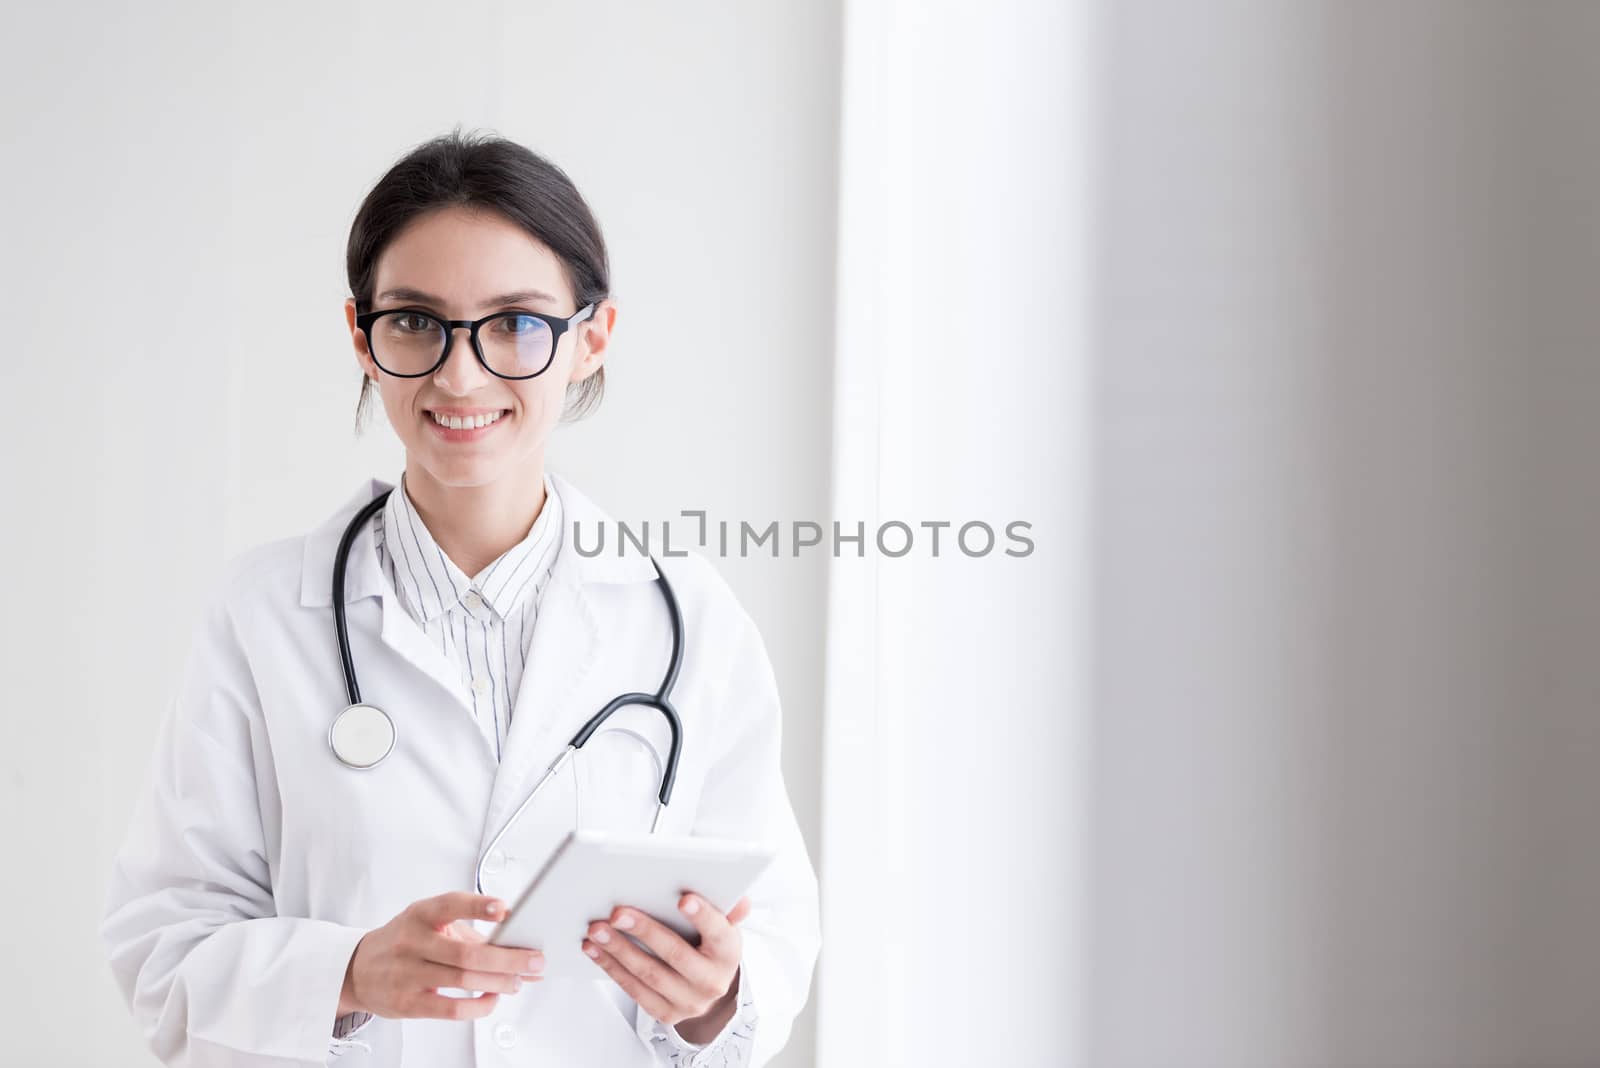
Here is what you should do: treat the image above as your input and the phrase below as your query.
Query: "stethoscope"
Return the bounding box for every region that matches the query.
[326,490,685,889]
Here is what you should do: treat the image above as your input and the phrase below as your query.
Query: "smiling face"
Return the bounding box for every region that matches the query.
[344,204,612,491]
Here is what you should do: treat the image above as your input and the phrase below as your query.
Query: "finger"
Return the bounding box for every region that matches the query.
[415,961,527,995]
[671,893,743,966]
[727,896,753,925]
[604,907,720,988]
[583,937,681,1024]
[442,919,490,944]
[425,934,546,979]
[586,921,702,1006]
[412,892,507,931]
[406,990,502,1021]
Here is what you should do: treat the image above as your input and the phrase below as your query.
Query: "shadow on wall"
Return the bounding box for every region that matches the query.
[1086,2,1600,1064]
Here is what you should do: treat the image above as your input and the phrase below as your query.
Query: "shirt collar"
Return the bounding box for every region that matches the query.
[300,470,658,608]
[381,469,564,624]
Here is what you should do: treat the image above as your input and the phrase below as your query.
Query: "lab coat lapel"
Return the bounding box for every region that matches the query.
[298,477,476,727]
[481,528,604,840]
[377,583,475,723]
[481,471,660,842]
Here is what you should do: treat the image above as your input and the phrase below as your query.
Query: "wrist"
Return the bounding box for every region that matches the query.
[336,936,367,1017]
[675,967,740,1045]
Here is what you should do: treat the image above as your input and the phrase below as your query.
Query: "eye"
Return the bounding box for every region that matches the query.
[492,314,542,335]
[392,312,435,333]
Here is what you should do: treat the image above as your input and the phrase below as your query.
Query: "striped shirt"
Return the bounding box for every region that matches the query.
[371,468,563,761]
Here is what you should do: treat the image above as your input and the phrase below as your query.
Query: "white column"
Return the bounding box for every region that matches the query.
[819,1,1097,1064]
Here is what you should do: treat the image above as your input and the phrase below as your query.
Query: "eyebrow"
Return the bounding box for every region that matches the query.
[374,286,561,310]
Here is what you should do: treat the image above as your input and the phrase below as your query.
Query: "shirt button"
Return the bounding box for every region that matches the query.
[464,590,484,611]
[472,677,491,698]
[483,848,507,874]
[493,1022,517,1049]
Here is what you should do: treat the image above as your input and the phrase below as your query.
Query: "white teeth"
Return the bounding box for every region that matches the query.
[431,410,506,430]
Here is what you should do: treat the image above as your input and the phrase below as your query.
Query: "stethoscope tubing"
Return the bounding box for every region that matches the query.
[327,488,686,886]
[332,492,389,708]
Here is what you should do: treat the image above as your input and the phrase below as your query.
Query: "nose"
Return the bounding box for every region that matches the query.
[432,325,495,395]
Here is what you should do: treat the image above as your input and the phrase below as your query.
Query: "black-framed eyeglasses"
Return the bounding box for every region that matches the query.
[355,303,597,380]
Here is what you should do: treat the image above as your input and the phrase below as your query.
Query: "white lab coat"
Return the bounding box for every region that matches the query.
[100,473,820,1068]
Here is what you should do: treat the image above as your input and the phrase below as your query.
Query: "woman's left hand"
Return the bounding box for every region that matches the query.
[584,893,752,1040]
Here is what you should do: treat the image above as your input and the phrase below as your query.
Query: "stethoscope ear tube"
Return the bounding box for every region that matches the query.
[332,490,393,707]
[563,561,686,806]
[572,693,684,807]
[650,562,686,805]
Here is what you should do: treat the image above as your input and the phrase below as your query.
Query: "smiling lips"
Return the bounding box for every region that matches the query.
[427,408,511,430]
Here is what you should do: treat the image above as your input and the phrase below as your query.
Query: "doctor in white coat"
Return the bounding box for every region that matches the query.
[99,130,820,1068]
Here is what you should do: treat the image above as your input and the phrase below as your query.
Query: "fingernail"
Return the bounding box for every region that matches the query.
[615,913,635,930]
[527,954,543,972]
[584,943,600,958]
[512,977,522,992]
[486,902,502,917]
[593,926,611,944]
[683,896,700,915]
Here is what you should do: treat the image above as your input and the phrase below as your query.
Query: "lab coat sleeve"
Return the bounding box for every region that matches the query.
[632,603,821,1067]
[99,590,372,1067]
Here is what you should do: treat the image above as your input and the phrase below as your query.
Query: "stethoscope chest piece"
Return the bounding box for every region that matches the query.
[329,703,396,770]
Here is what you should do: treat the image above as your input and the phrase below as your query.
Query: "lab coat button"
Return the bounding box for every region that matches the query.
[493,1022,517,1048]
[483,848,506,874]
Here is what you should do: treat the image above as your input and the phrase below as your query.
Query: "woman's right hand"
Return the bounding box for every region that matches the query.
[339,891,545,1020]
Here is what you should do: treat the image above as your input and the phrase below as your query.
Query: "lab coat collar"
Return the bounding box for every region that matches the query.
[298,469,659,608]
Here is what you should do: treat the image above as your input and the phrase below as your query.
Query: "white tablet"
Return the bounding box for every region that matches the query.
[488,829,776,980]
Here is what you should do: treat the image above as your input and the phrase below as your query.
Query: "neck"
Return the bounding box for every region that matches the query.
[401,459,550,579]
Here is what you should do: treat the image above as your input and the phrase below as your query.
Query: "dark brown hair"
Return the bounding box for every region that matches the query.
[346,127,611,433]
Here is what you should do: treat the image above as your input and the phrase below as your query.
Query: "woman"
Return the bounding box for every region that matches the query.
[99,130,820,1067]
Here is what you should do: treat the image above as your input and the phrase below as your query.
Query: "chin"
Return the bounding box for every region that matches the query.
[412,453,508,487]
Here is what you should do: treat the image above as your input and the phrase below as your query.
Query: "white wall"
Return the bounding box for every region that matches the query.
[19,2,1600,1065]
[1087,2,1600,1064]
[0,3,837,1065]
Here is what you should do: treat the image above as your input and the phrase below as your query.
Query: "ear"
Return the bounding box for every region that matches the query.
[569,299,616,385]
[345,298,378,381]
